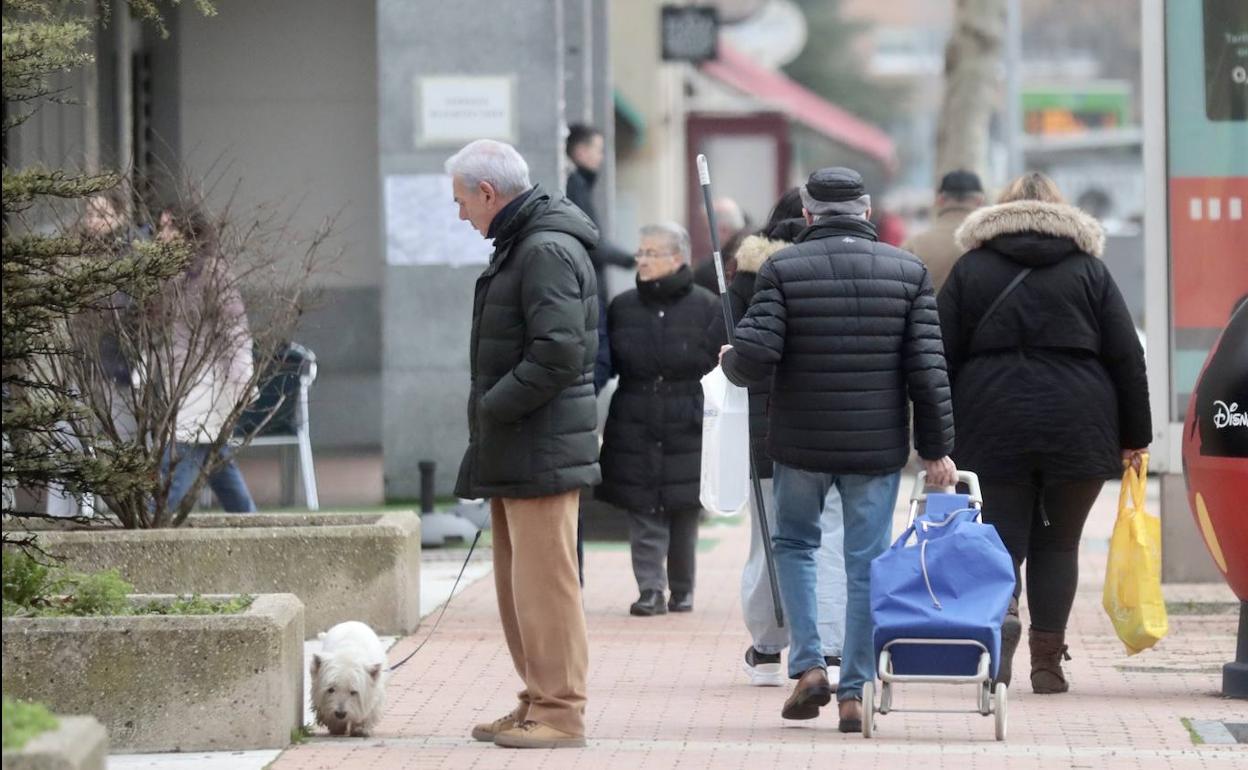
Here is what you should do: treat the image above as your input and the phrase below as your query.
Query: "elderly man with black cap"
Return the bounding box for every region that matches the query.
[901,169,985,292]
[718,167,958,732]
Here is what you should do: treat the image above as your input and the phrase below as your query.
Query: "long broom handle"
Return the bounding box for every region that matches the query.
[697,154,784,628]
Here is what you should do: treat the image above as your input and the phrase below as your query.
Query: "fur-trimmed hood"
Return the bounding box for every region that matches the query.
[955,200,1105,258]
[734,234,789,274]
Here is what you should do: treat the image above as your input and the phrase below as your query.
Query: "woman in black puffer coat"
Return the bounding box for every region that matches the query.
[938,172,1151,695]
[716,207,803,479]
[598,222,718,617]
[714,189,850,682]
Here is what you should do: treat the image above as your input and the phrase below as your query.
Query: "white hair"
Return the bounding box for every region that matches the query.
[444,139,531,197]
[640,222,692,263]
[713,197,746,230]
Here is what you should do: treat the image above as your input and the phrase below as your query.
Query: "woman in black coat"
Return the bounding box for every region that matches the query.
[598,222,718,616]
[938,172,1151,694]
[713,189,849,684]
[715,193,803,480]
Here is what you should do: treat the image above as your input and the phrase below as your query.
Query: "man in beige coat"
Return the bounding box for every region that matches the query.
[901,170,985,292]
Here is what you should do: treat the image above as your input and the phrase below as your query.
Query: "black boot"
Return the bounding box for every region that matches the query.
[996,598,1021,687]
[629,589,667,616]
[668,591,693,613]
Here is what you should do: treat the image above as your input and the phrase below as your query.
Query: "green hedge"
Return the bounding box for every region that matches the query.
[2,551,251,617]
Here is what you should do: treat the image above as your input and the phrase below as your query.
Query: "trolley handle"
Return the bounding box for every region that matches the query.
[910,470,982,505]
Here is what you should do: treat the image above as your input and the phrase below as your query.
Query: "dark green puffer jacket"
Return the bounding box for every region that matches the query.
[454,185,603,500]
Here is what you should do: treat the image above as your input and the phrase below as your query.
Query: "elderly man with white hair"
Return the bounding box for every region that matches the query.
[694,196,749,294]
[597,222,719,617]
[446,139,600,749]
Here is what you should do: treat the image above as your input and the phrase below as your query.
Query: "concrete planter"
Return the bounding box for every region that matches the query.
[31,512,421,637]
[1,594,303,753]
[0,715,107,770]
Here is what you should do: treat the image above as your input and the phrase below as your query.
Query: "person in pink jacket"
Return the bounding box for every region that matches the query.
[155,205,257,513]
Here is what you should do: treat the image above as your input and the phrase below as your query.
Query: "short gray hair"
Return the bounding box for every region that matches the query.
[444,139,531,197]
[713,197,746,230]
[640,222,691,263]
[800,186,872,217]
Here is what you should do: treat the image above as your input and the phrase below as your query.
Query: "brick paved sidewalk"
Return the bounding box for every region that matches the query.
[272,477,1246,769]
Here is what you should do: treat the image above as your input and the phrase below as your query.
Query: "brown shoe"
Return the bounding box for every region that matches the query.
[781,666,833,720]
[837,697,863,733]
[1029,628,1072,694]
[494,720,586,749]
[471,706,526,742]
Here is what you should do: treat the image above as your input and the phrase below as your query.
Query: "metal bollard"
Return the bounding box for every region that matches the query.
[418,460,436,514]
[1228,601,1248,699]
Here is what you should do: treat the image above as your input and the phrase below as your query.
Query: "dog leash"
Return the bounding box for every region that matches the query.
[388,528,483,672]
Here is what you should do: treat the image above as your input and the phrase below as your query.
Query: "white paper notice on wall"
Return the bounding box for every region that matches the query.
[383,174,492,267]
[417,75,514,146]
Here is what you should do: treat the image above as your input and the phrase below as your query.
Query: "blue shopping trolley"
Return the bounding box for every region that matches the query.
[862,470,1016,741]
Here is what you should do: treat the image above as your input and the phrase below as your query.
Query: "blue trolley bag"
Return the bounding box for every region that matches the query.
[871,501,1015,679]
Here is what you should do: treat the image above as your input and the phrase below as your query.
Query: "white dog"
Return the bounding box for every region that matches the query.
[310,621,388,737]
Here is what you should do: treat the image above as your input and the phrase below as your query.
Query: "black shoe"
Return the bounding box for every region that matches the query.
[629,590,667,616]
[668,592,693,613]
[996,599,1021,687]
[744,646,784,686]
[824,655,842,668]
[745,647,782,666]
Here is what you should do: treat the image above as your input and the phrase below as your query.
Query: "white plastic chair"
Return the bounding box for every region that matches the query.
[232,343,320,510]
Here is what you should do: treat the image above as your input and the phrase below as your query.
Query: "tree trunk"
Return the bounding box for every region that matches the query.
[935,0,1006,184]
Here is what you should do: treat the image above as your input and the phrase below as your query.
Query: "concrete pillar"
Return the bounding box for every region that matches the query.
[563,0,594,127]
[591,0,618,250]
[610,0,688,237]
[115,6,134,175]
[561,0,616,243]
[1160,473,1224,583]
[378,0,575,500]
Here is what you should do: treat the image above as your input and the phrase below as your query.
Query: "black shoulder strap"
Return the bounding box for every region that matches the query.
[972,268,1032,347]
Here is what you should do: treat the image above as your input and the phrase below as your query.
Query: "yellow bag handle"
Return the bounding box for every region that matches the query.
[1118,452,1149,516]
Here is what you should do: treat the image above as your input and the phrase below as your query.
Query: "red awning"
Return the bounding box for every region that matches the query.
[700,42,897,170]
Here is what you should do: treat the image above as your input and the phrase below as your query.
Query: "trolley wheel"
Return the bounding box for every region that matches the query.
[978,681,991,716]
[862,681,875,739]
[993,682,1008,741]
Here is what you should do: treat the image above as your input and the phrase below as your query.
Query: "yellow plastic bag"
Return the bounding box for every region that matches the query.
[1102,455,1168,655]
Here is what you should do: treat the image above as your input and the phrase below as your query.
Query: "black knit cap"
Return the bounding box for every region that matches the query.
[938,169,983,195]
[805,167,866,203]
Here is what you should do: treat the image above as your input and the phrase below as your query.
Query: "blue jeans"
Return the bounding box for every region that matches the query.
[162,444,256,513]
[772,462,900,701]
[742,479,847,657]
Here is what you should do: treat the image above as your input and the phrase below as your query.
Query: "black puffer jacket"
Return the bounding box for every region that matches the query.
[722,215,955,474]
[709,218,806,478]
[455,186,603,499]
[938,199,1151,481]
[598,266,719,514]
